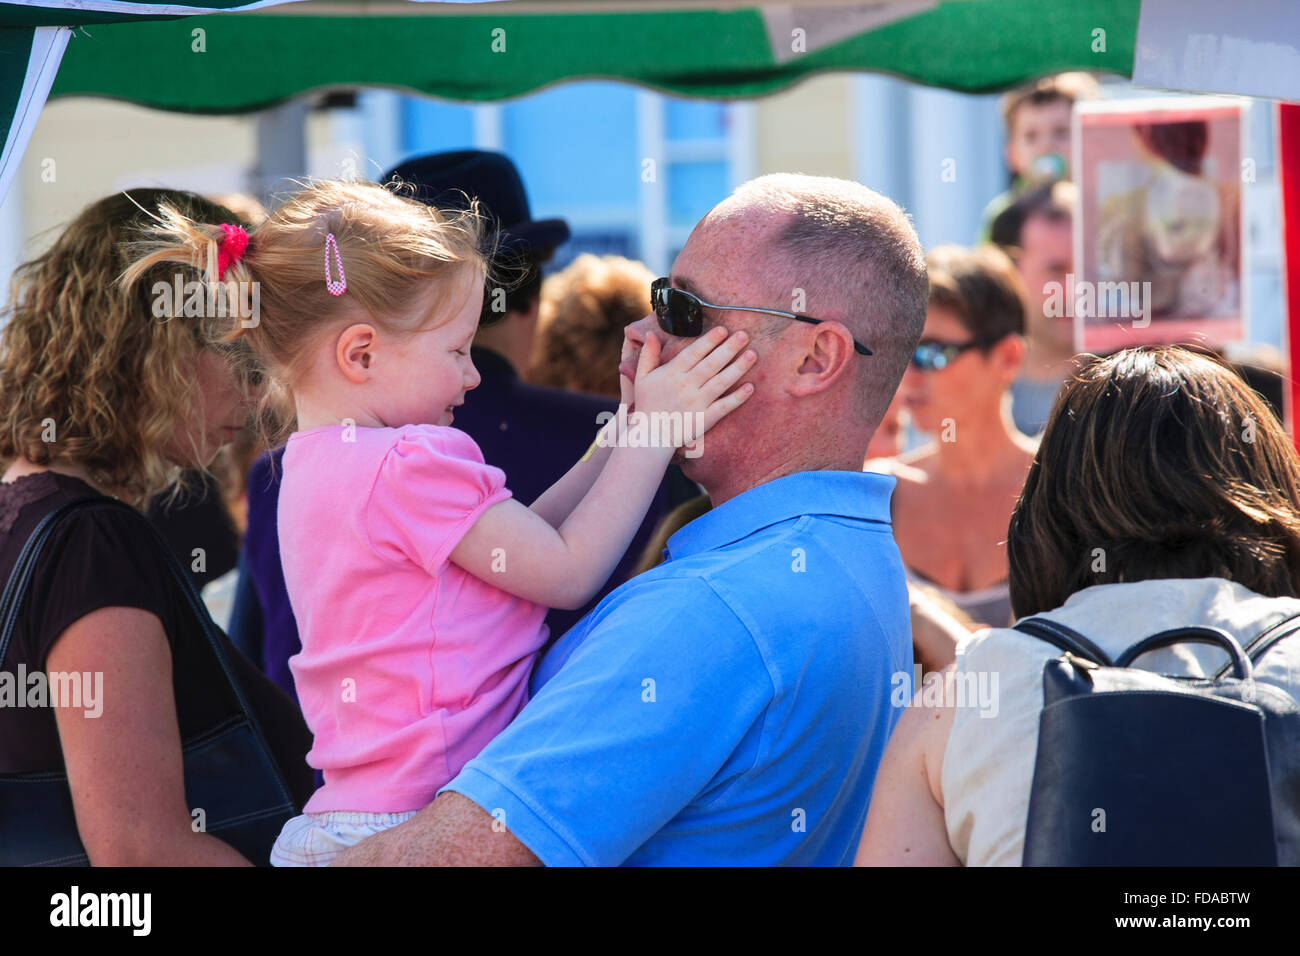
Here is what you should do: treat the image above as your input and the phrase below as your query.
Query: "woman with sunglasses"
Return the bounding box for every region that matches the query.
[867,245,1035,629]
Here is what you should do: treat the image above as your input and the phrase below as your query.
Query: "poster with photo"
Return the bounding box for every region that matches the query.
[1073,97,1247,354]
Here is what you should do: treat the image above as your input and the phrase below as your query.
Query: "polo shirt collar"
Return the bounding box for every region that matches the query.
[665,470,895,561]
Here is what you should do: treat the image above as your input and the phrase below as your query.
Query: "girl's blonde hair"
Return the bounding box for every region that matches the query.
[121,179,491,444]
[0,189,254,506]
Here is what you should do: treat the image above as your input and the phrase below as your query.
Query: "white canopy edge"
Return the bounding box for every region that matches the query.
[0,25,68,205]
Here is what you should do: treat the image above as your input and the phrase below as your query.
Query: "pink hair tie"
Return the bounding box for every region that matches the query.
[216,223,249,280]
[325,232,347,296]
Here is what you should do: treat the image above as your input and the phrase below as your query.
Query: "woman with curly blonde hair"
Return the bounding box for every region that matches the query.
[0,190,314,866]
[528,253,655,398]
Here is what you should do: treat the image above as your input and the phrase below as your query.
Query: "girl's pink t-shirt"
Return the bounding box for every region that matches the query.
[279,424,549,813]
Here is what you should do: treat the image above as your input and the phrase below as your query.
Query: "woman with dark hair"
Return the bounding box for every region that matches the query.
[856,346,1300,866]
[0,190,314,865]
[868,245,1036,628]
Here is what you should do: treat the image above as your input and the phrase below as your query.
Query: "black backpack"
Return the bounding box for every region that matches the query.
[1014,612,1300,866]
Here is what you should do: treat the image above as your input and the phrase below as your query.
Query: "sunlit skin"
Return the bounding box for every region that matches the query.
[293,267,484,433]
[855,661,959,866]
[888,305,1035,597]
[617,213,872,508]
[900,307,1013,437]
[1006,99,1072,181]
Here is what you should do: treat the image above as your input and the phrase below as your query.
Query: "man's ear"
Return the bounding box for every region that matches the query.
[337,323,376,384]
[788,321,855,398]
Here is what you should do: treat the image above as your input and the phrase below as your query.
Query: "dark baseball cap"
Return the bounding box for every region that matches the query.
[382,149,570,254]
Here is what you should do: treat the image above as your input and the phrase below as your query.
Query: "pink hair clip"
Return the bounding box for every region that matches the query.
[324,232,347,296]
[216,223,249,281]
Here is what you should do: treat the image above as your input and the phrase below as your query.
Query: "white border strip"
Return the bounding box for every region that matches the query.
[0,25,70,206]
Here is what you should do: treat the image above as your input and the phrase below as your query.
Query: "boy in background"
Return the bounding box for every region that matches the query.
[977,72,1099,243]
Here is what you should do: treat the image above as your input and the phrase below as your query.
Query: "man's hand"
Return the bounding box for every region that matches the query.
[330,792,543,867]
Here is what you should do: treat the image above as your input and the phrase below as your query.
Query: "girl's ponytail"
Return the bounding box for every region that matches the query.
[119,201,259,346]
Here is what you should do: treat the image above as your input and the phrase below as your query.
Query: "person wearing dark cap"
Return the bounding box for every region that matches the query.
[227,153,690,695]
[385,150,571,384]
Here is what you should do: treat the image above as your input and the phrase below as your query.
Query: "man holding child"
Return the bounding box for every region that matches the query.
[335,173,929,866]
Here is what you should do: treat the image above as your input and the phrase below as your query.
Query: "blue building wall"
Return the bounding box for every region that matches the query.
[399,82,731,274]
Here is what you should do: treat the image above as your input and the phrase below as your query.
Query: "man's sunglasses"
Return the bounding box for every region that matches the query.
[651,278,873,356]
[910,338,994,372]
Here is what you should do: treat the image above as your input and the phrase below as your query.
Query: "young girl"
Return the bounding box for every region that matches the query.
[121,181,755,865]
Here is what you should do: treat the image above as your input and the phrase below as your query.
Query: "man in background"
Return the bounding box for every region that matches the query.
[992,179,1078,435]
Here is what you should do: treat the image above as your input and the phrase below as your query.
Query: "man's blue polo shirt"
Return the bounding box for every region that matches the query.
[441,469,911,866]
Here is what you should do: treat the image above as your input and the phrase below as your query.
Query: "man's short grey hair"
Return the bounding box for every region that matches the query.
[727,174,928,427]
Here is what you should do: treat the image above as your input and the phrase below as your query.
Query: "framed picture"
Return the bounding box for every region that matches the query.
[1072,96,1247,354]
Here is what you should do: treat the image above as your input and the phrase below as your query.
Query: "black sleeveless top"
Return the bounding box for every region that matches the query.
[0,472,314,809]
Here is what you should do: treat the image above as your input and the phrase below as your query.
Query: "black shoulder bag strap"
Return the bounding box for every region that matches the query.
[0,498,89,664]
[0,496,294,811]
[1013,615,1115,666]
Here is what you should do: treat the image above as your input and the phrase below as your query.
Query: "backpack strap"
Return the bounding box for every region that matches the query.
[1211,610,1300,681]
[1116,626,1251,680]
[1013,616,1115,667]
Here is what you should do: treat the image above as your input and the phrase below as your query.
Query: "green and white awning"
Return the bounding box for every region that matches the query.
[0,0,1142,203]
[41,1,1139,108]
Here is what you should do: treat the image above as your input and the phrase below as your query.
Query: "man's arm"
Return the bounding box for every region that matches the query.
[333,581,771,867]
[331,792,541,866]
